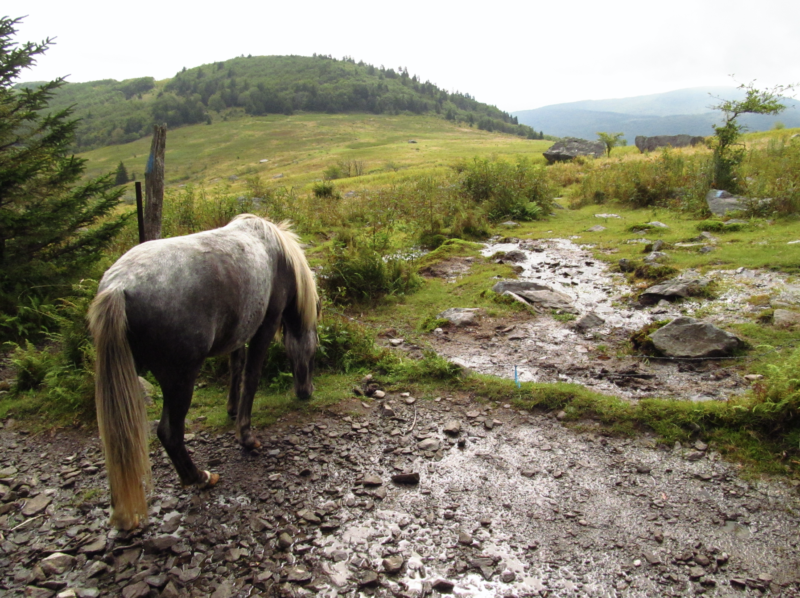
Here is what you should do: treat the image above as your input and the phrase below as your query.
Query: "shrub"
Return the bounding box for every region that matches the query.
[456,157,554,222]
[312,180,339,199]
[319,247,422,304]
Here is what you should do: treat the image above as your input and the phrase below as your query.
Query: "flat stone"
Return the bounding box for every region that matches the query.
[492,280,552,296]
[360,475,383,487]
[79,537,107,555]
[438,308,480,327]
[121,581,150,598]
[41,553,76,576]
[418,438,440,451]
[358,571,380,587]
[22,493,52,516]
[639,277,709,305]
[286,567,312,584]
[587,225,606,232]
[297,508,321,524]
[144,535,178,553]
[443,420,461,435]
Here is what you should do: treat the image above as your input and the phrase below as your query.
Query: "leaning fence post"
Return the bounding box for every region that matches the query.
[144,124,167,241]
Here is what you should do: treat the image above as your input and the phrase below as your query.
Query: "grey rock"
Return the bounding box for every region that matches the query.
[639,277,709,305]
[418,438,440,451]
[432,579,455,591]
[492,280,551,295]
[501,221,519,227]
[648,221,669,228]
[210,581,234,598]
[358,571,380,587]
[382,554,404,574]
[574,312,605,332]
[360,475,383,486]
[443,420,461,435]
[773,309,800,328]
[160,511,182,534]
[24,588,54,598]
[635,135,705,153]
[544,138,605,163]
[278,532,294,550]
[121,581,150,598]
[501,250,527,263]
[391,472,420,484]
[161,582,180,598]
[143,535,178,553]
[501,570,516,583]
[644,251,669,263]
[286,567,312,584]
[618,259,636,273]
[22,493,51,516]
[41,553,75,576]
[438,308,480,327]
[587,225,606,232]
[86,560,108,578]
[458,531,473,545]
[706,189,746,216]
[650,317,742,358]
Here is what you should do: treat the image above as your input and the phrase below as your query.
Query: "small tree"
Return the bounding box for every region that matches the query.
[114,161,129,186]
[710,81,794,191]
[0,17,131,331]
[597,132,625,158]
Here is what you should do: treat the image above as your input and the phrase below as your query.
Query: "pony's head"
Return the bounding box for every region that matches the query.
[284,322,317,400]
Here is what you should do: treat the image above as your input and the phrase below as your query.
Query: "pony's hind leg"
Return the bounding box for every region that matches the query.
[156,367,218,487]
[226,348,245,418]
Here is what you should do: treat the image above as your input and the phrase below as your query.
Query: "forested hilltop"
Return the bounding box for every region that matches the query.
[22,54,542,151]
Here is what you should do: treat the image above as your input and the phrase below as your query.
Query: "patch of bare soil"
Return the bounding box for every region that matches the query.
[1,392,799,597]
[427,238,797,403]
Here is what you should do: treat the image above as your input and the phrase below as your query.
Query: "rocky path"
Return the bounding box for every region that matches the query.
[1,390,799,597]
[427,237,799,403]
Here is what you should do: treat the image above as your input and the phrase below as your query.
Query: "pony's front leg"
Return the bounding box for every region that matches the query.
[236,316,281,450]
[226,348,245,418]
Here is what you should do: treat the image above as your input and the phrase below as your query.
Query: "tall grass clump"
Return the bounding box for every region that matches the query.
[575,148,712,213]
[741,137,800,216]
[319,245,422,304]
[455,157,554,222]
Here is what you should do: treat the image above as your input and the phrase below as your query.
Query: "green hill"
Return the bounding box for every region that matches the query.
[25,55,542,152]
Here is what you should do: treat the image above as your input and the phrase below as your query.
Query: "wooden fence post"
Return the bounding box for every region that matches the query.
[144,124,167,241]
[134,182,145,244]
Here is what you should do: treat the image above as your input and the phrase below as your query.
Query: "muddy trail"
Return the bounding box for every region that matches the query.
[424,236,798,403]
[1,389,800,598]
[3,237,800,597]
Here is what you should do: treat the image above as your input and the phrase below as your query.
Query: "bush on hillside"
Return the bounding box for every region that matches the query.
[455,157,554,222]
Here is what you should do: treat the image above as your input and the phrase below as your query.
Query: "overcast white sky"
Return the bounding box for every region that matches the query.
[7,0,800,112]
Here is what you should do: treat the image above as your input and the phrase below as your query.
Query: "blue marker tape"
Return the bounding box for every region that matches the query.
[515,365,520,389]
[146,152,155,175]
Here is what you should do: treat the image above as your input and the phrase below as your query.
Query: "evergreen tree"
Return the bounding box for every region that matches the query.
[0,17,131,319]
[114,161,129,185]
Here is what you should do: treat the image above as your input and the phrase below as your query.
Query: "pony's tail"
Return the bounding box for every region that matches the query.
[88,287,151,530]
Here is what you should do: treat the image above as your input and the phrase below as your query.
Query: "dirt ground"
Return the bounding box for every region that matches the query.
[2,237,800,597]
[1,391,799,598]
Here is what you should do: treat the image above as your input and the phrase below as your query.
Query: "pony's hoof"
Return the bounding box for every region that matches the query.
[202,470,220,487]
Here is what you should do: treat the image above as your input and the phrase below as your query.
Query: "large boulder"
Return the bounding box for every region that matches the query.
[705,189,747,216]
[543,138,605,164]
[639,277,710,305]
[492,280,551,295]
[650,317,742,358]
[635,135,705,153]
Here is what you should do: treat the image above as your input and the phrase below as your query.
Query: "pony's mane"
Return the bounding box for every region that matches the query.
[231,215,319,331]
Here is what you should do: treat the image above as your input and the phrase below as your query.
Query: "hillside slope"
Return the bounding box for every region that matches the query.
[514,87,800,141]
[23,55,541,152]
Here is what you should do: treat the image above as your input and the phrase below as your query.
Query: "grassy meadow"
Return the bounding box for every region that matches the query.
[7,115,800,476]
[79,113,552,194]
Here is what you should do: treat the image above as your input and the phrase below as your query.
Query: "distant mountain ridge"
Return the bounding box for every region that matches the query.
[513,87,800,142]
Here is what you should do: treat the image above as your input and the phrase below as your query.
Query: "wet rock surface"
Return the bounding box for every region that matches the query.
[429,237,799,402]
[1,396,799,597]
